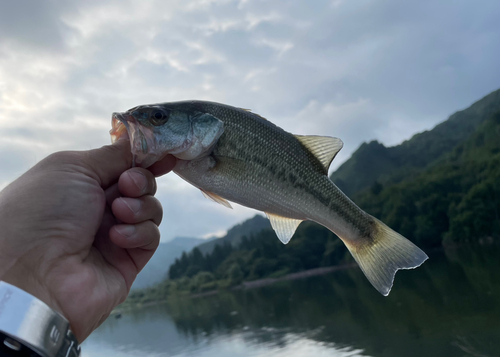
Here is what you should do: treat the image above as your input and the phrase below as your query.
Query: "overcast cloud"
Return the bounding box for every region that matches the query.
[1,0,500,241]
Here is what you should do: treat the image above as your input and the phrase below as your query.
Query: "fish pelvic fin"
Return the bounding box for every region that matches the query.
[200,189,233,209]
[343,218,428,296]
[294,135,343,172]
[266,213,303,244]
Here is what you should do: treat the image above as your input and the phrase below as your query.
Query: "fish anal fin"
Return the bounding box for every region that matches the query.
[200,189,233,209]
[265,213,303,244]
[294,135,343,172]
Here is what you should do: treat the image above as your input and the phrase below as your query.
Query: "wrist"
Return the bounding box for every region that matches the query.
[0,281,81,357]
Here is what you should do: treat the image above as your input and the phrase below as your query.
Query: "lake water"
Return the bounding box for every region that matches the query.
[82,246,500,357]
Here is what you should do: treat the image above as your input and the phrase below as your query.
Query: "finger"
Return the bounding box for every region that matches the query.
[118,168,157,198]
[111,196,163,226]
[93,208,136,289]
[148,154,177,177]
[110,221,160,250]
[82,139,133,189]
[110,221,161,273]
[105,183,121,207]
[125,247,161,274]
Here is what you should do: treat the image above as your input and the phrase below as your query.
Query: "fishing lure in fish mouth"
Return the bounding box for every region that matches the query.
[110,100,428,296]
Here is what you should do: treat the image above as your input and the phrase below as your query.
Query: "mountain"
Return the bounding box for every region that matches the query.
[354,110,500,248]
[132,236,208,289]
[196,214,271,255]
[331,89,500,196]
[169,236,212,250]
[134,215,269,289]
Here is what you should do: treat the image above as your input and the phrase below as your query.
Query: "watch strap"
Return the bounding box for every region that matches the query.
[0,281,81,357]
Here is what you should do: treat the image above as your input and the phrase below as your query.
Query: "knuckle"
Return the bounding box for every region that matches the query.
[151,197,163,224]
[45,151,81,166]
[140,196,162,225]
[123,168,157,196]
[100,143,123,157]
[151,196,162,210]
[140,221,160,250]
[139,168,157,194]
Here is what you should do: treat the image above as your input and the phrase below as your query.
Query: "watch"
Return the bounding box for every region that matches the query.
[0,281,81,357]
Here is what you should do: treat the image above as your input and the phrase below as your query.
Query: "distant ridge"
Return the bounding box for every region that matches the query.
[331,89,500,196]
[132,236,208,289]
[196,215,271,255]
[134,215,270,289]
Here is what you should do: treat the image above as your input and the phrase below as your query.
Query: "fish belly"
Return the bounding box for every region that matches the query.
[173,154,333,222]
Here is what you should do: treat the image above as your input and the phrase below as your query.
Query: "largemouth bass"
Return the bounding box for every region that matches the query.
[110,100,428,295]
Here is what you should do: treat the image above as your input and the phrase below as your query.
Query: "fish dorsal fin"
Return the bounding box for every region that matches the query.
[200,189,233,209]
[265,213,303,244]
[239,108,268,121]
[294,135,343,171]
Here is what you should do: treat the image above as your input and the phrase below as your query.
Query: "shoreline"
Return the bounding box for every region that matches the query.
[117,238,499,312]
[117,263,359,311]
[190,263,357,298]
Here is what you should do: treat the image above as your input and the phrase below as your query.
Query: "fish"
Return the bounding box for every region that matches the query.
[110,100,428,295]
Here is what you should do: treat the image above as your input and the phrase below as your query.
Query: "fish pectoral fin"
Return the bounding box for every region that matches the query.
[294,135,343,172]
[265,213,303,244]
[200,189,233,209]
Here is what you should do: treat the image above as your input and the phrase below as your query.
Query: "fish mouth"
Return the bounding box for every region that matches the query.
[110,111,164,167]
[110,112,131,143]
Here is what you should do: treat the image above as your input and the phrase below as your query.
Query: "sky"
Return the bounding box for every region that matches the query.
[1,0,500,242]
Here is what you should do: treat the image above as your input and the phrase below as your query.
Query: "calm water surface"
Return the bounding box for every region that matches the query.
[82,246,500,357]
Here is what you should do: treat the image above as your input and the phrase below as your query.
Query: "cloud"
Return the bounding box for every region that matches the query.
[1,0,500,241]
[0,1,73,51]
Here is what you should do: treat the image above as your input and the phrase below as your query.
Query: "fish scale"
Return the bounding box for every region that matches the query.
[111,100,428,295]
[202,105,365,231]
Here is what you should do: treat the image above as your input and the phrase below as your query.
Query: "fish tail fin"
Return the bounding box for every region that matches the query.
[343,218,428,296]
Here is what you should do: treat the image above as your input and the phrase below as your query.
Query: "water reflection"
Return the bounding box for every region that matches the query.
[82,311,366,357]
[83,246,500,357]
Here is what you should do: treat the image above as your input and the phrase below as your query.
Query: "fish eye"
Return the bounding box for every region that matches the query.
[150,110,169,125]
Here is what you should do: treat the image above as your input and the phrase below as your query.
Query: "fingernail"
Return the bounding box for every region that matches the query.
[116,225,136,237]
[121,197,141,214]
[128,171,147,193]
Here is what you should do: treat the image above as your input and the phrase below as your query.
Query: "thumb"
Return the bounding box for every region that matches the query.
[83,139,133,188]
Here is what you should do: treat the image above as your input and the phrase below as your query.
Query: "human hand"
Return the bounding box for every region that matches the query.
[0,139,176,342]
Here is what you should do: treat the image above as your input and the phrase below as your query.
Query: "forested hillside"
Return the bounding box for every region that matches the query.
[331,89,500,196]
[196,215,270,254]
[354,111,500,248]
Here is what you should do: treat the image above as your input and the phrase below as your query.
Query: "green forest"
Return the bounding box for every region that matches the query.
[125,89,500,306]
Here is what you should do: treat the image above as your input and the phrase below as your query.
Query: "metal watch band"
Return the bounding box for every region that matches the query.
[0,281,81,357]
